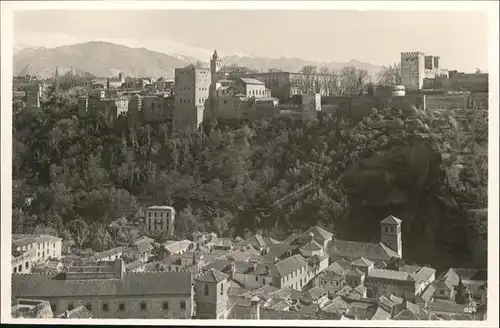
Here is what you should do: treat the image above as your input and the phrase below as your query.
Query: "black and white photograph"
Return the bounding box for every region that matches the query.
[1,1,498,325]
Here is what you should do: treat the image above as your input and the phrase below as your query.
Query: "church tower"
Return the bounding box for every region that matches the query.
[380,215,403,258]
[194,268,229,319]
[209,50,222,106]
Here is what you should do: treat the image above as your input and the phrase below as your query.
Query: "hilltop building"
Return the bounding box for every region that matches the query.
[172,63,211,133]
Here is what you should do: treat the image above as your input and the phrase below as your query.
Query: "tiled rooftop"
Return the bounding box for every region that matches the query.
[368,268,415,281]
[92,247,124,260]
[273,254,308,277]
[12,272,192,298]
[370,306,391,320]
[351,257,375,267]
[195,268,228,283]
[328,240,398,261]
[380,215,403,225]
[12,234,62,248]
[146,205,175,211]
[300,240,323,252]
[239,78,265,85]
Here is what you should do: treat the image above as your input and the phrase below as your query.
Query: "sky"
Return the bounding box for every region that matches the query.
[13,10,490,72]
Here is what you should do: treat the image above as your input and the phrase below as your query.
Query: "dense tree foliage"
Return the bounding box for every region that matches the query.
[12,94,487,269]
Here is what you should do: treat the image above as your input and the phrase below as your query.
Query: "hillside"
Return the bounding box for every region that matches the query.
[13,41,382,78]
[12,93,487,270]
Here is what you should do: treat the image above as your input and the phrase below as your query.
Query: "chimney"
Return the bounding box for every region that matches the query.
[309,232,315,242]
[231,262,236,279]
[250,296,260,320]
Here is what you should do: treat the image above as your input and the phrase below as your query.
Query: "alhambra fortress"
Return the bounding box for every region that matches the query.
[17,50,488,134]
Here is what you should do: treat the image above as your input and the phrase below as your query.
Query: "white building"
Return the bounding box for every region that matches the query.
[12,234,63,263]
[145,206,176,237]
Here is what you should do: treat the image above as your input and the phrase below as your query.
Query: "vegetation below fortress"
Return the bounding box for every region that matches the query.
[12,94,487,271]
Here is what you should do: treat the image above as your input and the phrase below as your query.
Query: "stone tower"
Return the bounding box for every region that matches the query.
[380,215,403,258]
[400,52,425,91]
[209,50,223,106]
[194,268,229,319]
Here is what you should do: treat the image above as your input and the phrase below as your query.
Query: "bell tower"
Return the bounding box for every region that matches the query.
[210,50,222,98]
[209,50,223,118]
[194,268,229,319]
[380,215,403,258]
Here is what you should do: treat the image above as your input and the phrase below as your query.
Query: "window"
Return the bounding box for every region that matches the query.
[148,212,151,217]
[180,301,186,310]
[163,301,169,310]
[119,303,125,311]
[255,276,259,282]
[14,267,17,273]
[86,303,92,311]
[204,284,209,296]
[102,303,109,311]
[18,264,22,272]
[25,262,29,269]
[141,302,147,311]
[220,283,224,295]
[68,303,74,311]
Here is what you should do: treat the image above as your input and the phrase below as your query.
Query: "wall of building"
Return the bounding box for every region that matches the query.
[322,95,425,119]
[141,96,174,123]
[217,92,240,120]
[424,95,468,109]
[447,73,488,93]
[145,208,175,236]
[14,237,62,263]
[47,294,192,319]
[85,98,129,123]
[365,278,416,301]
[275,265,309,291]
[174,66,210,133]
[319,273,347,295]
[230,72,291,101]
[244,83,267,98]
[401,52,425,91]
[12,249,37,274]
[233,272,272,289]
[194,280,228,319]
[195,69,211,108]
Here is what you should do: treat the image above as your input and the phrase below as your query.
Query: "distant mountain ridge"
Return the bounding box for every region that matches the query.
[13,41,383,79]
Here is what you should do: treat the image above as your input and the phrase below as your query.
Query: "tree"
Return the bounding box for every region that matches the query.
[339,66,369,96]
[300,65,317,75]
[67,218,89,249]
[376,63,402,86]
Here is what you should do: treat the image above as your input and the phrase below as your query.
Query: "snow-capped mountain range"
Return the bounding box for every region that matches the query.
[13,41,383,79]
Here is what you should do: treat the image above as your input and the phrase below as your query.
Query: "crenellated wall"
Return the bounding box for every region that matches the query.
[401,52,426,91]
